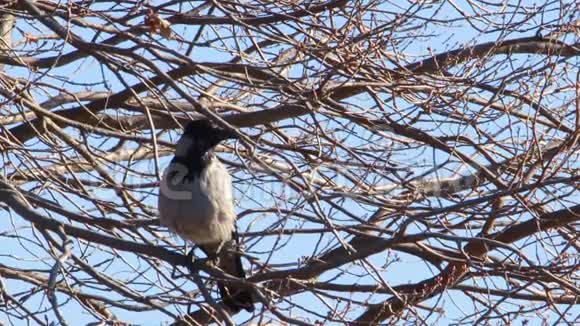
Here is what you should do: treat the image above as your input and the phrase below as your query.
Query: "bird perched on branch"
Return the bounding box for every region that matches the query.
[158,119,254,313]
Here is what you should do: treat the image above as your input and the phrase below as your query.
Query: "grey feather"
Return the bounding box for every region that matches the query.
[159,157,236,244]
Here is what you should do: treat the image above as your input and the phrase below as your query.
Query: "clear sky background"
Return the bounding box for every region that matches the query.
[1,0,578,325]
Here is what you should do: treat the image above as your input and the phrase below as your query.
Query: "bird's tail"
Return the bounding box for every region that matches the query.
[217,249,254,313]
[200,237,254,313]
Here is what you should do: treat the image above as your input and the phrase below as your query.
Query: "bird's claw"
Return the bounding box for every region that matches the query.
[186,248,218,273]
[186,249,205,273]
[189,257,211,272]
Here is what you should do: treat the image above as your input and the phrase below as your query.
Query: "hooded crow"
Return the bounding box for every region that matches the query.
[158,119,254,313]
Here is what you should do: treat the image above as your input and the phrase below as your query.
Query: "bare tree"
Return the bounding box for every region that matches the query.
[0,0,578,325]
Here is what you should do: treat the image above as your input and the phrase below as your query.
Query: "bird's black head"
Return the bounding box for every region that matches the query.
[182,119,238,146]
[172,119,238,174]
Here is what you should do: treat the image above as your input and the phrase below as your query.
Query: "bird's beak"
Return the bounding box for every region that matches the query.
[218,128,239,141]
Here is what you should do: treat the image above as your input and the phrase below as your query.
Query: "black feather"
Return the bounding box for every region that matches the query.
[199,236,255,313]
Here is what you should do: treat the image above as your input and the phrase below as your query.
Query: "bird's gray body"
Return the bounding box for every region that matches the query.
[158,157,236,245]
[157,120,254,312]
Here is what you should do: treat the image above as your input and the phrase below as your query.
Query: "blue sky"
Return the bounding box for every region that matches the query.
[1,0,578,324]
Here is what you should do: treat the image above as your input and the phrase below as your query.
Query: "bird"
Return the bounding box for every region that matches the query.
[158,119,254,313]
